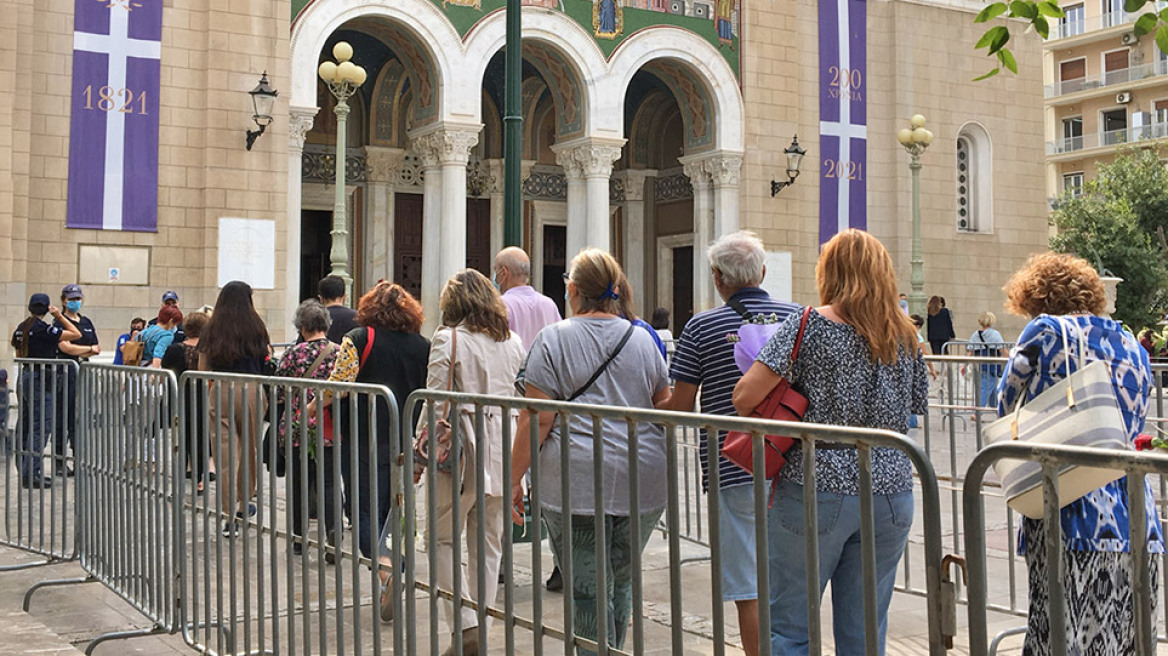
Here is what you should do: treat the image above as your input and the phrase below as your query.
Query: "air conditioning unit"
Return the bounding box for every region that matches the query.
[1121,31,1138,46]
[668,0,686,14]
[1117,90,1133,104]
[693,2,710,18]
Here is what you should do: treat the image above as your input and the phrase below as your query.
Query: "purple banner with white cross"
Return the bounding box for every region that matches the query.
[66,0,162,232]
[818,0,867,244]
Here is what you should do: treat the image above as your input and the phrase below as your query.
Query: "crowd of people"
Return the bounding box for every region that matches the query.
[6,231,1160,655]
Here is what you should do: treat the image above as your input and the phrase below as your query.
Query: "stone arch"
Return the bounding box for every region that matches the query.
[626,89,674,168]
[370,58,407,146]
[956,121,993,233]
[606,26,744,153]
[460,8,608,134]
[290,0,459,122]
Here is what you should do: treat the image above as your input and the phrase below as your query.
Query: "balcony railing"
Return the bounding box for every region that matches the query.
[1052,9,1133,39]
[1045,58,1168,98]
[1046,122,1168,154]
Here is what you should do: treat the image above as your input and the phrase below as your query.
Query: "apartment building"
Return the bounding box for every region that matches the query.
[1045,0,1168,201]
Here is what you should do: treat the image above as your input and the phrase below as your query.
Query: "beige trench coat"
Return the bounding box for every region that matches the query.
[419,325,526,497]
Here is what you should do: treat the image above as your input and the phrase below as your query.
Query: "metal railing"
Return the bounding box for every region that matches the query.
[1047,121,1168,154]
[0,362,995,654]
[404,388,948,656]
[963,442,1168,656]
[1051,9,1134,39]
[176,371,401,656]
[1,358,79,570]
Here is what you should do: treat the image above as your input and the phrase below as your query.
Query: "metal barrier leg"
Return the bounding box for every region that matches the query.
[987,626,1027,656]
[83,625,169,655]
[22,574,96,611]
[0,556,69,572]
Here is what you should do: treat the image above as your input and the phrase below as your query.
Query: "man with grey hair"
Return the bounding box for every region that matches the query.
[663,230,799,656]
[494,246,561,351]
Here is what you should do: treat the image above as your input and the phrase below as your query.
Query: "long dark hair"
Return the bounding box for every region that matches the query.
[200,281,269,368]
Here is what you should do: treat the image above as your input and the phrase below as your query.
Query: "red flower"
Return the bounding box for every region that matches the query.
[1135,433,1154,451]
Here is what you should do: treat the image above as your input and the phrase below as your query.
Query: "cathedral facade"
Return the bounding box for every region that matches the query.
[0,0,1048,362]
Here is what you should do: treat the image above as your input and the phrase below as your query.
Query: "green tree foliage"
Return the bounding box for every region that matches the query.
[975,0,1168,79]
[1049,148,1168,329]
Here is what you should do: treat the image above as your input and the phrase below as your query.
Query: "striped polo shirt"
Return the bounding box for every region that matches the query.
[669,288,801,489]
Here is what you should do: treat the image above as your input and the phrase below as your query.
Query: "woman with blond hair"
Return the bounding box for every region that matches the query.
[998,252,1161,655]
[510,248,671,654]
[733,229,928,654]
[963,311,1008,408]
[416,269,526,656]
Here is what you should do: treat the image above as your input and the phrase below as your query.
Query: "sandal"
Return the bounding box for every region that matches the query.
[380,581,395,623]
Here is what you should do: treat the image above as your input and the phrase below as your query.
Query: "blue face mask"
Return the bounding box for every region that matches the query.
[491,272,501,290]
[66,300,82,313]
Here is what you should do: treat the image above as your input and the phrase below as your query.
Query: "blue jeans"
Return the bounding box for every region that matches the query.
[767,480,913,655]
[18,372,54,480]
[979,371,1000,408]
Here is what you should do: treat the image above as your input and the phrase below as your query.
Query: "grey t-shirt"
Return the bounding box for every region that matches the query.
[524,316,670,516]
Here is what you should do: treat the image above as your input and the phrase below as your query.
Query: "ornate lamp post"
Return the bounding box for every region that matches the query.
[896,114,933,317]
[318,42,367,303]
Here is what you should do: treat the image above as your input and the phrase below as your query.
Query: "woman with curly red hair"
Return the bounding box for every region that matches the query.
[321,281,429,620]
[998,252,1163,654]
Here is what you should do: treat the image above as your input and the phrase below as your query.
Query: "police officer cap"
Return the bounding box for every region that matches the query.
[28,293,50,313]
[162,291,179,303]
[61,284,83,299]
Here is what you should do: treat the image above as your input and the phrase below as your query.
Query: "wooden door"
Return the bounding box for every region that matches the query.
[465,198,491,277]
[542,225,567,318]
[671,245,694,332]
[393,193,424,299]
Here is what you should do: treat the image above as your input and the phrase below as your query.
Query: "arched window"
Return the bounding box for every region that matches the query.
[956,123,993,233]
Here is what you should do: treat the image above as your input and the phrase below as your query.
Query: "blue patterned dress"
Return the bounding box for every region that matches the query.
[997,314,1163,554]
[997,314,1163,655]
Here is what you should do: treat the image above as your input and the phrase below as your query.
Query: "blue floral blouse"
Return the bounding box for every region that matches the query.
[997,314,1164,553]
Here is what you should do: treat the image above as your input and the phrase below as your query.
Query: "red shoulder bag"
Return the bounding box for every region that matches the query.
[721,306,811,480]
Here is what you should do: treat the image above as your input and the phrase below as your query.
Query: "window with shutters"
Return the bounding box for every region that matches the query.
[1059,58,1087,94]
[1103,49,1131,86]
[956,123,992,233]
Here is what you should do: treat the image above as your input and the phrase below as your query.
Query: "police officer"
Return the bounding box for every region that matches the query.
[149,291,185,342]
[11,294,80,488]
[53,284,99,477]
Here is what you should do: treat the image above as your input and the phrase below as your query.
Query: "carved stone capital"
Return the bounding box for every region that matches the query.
[680,157,712,187]
[553,142,624,180]
[364,146,407,183]
[411,127,481,168]
[289,106,318,153]
[615,169,655,202]
[708,154,743,187]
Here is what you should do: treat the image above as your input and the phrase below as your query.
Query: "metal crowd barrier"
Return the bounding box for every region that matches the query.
[404,389,948,656]
[963,442,1168,656]
[1,358,79,570]
[177,371,401,656]
[913,355,1168,651]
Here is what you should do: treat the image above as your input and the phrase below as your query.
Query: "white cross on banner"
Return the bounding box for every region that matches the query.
[817,0,867,244]
[66,0,163,232]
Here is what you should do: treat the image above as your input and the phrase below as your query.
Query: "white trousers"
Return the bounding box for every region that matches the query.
[429,447,505,634]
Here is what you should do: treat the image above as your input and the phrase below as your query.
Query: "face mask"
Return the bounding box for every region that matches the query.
[66,300,82,312]
[491,272,501,290]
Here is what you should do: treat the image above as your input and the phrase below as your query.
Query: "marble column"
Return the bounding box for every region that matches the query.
[615,169,654,317]
[553,139,624,258]
[553,146,588,264]
[487,158,505,261]
[363,146,406,288]
[411,132,444,336]
[286,106,317,332]
[709,153,744,238]
[410,124,481,333]
[680,155,716,313]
